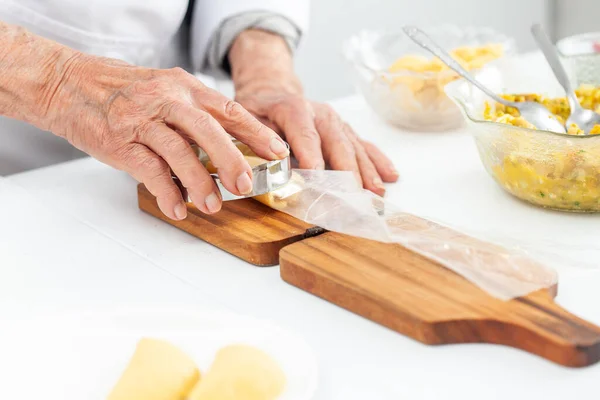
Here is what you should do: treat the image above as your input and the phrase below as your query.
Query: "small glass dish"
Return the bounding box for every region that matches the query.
[445,57,600,213]
[557,32,600,87]
[342,25,516,131]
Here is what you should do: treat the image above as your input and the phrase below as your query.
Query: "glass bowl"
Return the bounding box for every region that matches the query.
[342,26,516,131]
[557,32,600,87]
[445,56,600,213]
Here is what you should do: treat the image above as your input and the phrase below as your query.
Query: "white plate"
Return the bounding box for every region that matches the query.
[0,308,318,400]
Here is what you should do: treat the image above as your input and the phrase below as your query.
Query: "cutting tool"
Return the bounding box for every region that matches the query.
[173,140,292,202]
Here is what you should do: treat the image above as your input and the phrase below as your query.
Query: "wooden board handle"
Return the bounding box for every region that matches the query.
[434,290,600,368]
[491,291,600,367]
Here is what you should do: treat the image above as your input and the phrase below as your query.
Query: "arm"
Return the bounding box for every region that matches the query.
[0,22,76,131]
[0,21,288,220]
[229,29,300,96]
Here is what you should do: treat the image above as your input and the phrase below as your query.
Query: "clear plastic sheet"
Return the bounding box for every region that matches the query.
[412,218,600,272]
[255,170,558,300]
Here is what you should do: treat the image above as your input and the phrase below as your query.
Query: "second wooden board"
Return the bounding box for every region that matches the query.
[279,231,600,368]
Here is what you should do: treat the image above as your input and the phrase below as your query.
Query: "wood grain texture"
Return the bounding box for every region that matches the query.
[279,232,600,368]
[137,184,323,266]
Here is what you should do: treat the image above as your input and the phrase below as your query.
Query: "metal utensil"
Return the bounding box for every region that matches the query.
[403,25,566,134]
[173,140,292,202]
[531,24,600,135]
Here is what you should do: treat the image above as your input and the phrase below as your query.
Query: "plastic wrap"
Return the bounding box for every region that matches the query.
[255,170,557,300]
[414,218,600,272]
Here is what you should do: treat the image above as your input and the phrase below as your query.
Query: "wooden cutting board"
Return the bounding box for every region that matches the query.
[137,184,323,266]
[279,232,600,368]
[137,184,600,367]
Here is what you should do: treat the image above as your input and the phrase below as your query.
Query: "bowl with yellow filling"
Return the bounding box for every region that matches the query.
[446,57,600,212]
[343,26,515,131]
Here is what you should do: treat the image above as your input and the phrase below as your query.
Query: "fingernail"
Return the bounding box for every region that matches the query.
[373,176,385,190]
[390,166,400,177]
[174,202,187,220]
[188,192,202,210]
[270,137,289,157]
[204,192,222,213]
[313,162,326,170]
[236,172,253,195]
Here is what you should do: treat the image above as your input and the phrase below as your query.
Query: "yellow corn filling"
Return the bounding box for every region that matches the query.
[389,44,504,74]
[384,44,504,117]
[482,85,600,211]
[483,86,600,134]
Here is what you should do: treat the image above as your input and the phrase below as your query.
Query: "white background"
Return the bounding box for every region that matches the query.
[554,0,599,39]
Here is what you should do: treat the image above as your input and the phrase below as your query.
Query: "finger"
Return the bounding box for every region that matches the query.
[256,115,281,135]
[344,125,386,196]
[140,122,222,214]
[360,140,400,183]
[267,97,325,169]
[314,104,361,185]
[341,121,399,183]
[192,88,289,160]
[115,143,189,220]
[163,102,254,197]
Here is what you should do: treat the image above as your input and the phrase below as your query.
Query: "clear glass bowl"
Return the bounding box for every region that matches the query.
[445,57,600,213]
[557,32,600,87]
[342,26,516,131]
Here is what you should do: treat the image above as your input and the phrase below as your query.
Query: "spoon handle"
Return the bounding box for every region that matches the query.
[531,24,579,110]
[403,26,511,106]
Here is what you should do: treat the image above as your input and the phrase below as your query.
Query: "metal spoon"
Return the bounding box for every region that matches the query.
[531,24,600,135]
[403,26,566,134]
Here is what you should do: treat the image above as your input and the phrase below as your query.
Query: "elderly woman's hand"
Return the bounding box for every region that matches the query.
[0,23,289,221]
[230,30,399,196]
[47,59,292,220]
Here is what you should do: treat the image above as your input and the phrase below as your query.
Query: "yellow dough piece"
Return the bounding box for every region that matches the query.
[245,156,269,167]
[107,338,201,400]
[187,344,286,400]
[254,170,306,209]
[204,155,269,174]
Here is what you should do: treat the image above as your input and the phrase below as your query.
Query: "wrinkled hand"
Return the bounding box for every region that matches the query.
[42,54,289,220]
[229,29,399,196]
[235,79,399,196]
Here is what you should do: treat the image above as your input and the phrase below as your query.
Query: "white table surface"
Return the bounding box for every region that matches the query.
[3,60,600,399]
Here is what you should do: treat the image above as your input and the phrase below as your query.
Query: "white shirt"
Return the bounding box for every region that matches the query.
[0,0,309,69]
[0,0,310,175]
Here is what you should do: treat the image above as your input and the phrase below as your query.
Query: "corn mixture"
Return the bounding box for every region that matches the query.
[387,44,504,101]
[483,85,600,134]
[389,44,504,74]
[482,85,600,211]
[381,44,504,127]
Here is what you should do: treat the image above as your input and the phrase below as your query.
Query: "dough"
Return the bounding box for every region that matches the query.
[254,170,305,210]
[204,155,269,174]
[187,344,286,400]
[107,338,200,400]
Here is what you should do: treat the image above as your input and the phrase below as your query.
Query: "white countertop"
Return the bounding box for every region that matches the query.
[3,64,600,398]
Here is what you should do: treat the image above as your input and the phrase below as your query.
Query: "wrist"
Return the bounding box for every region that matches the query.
[229,29,302,95]
[34,46,87,132]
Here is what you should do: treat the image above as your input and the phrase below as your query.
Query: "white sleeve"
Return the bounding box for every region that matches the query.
[190,0,310,74]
